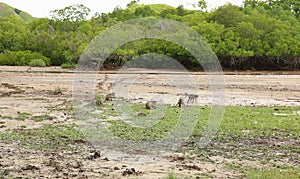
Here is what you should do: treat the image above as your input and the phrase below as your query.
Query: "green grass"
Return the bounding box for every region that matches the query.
[16,113,54,122]
[0,2,34,22]
[31,114,53,122]
[93,104,300,167]
[100,105,300,141]
[95,93,105,106]
[165,172,179,179]
[246,167,300,179]
[217,106,300,138]
[16,112,32,121]
[0,124,85,151]
[108,103,181,141]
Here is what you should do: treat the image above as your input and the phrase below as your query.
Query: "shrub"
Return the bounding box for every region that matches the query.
[61,63,76,69]
[0,53,10,65]
[29,59,46,67]
[0,50,50,66]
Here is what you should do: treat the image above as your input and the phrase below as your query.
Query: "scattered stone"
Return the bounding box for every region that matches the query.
[22,164,39,170]
[122,168,135,176]
[114,166,120,170]
[104,157,109,161]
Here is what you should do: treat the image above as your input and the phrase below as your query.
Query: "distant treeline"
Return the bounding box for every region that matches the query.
[0,0,299,70]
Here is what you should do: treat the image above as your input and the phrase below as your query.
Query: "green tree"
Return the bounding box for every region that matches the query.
[0,16,29,51]
[50,4,90,22]
[198,0,208,11]
[211,3,246,28]
[134,6,156,17]
[176,5,187,16]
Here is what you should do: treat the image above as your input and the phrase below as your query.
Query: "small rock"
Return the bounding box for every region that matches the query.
[122,168,136,176]
[104,157,109,161]
[22,164,39,170]
[114,166,120,170]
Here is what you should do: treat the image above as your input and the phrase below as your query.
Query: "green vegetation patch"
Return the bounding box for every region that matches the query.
[31,114,53,122]
[104,105,300,141]
[29,59,46,67]
[164,172,180,179]
[0,124,85,151]
[216,106,300,138]
[1,2,300,70]
[99,104,300,164]
[246,167,300,179]
[191,106,300,163]
[16,112,32,121]
[61,63,77,69]
[16,113,54,122]
[108,103,181,141]
[0,2,33,21]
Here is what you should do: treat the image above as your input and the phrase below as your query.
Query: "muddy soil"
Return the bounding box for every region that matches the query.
[0,66,299,178]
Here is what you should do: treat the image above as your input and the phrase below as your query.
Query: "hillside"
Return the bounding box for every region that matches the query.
[127,3,177,14]
[0,2,34,21]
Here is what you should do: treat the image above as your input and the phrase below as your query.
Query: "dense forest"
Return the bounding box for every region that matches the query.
[0,0,300,70]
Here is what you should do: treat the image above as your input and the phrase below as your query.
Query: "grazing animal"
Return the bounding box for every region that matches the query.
[185,93,199,103]
[145,101,157,109]
[176,97,185,107]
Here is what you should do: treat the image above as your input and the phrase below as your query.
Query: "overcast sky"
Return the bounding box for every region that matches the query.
[1,0,244,18]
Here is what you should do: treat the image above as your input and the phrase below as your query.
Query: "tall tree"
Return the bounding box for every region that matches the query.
[211,3,245,28]
[50,4,90,22]
[198,0,208,12]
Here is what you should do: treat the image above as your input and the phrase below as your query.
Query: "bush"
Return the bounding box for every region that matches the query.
[61,63,76,69]
[0,53,10,65]
[0,50,50,66]
[29,59,46,67]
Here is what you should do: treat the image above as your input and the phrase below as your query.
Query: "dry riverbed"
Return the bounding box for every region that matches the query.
[0,66,299,178]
